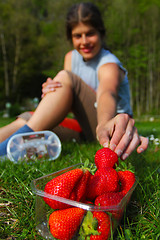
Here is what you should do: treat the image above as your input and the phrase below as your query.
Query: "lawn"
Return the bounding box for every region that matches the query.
[0,118,160,239]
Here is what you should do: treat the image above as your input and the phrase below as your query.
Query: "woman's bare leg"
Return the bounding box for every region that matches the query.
[0,70,72,142]
[0,118,27,142]
[27,70,73,131]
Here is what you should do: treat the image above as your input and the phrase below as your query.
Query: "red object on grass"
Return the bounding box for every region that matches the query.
[59,118,82,132]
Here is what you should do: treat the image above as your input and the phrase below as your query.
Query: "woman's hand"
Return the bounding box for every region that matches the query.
[96,113,149,160]
[41,77,62,98]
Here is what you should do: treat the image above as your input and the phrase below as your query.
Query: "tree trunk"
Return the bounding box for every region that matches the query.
[135,68,140,117]
[12,33,21,93]
[1,32,9,98]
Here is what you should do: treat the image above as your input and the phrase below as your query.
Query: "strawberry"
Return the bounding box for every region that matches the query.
[87,167,119,201]
[117,170,136,195]
[44,168,83,209]
[90,212,111,240]
[49,207,86,240]
[71,169,92,202]
[95,147,118,169]
[95,192,124,207]
[79,211,111,240]
[94,192,124,220]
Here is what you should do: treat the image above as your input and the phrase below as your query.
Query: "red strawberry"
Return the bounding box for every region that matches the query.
[44,168,83,209]
[82,200,94,205]
[90,212,111,240]
[49,207,86,240]
[95,192,124,206]
[79,211,111,240]
[95,147,118,169]
[71,169,92,202]
[87,167,119,201]
[118,170,136,195]
[94,192,124,220]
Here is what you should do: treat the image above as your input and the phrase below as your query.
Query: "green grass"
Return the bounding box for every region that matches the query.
[0,118,160,239]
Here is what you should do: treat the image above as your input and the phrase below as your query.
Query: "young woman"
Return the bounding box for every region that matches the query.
[0,2,148,159]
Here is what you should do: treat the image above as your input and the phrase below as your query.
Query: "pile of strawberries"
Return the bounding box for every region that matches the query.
[43,147,136,240]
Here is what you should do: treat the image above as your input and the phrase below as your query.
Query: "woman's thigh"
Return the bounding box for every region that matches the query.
[67,71,97,141]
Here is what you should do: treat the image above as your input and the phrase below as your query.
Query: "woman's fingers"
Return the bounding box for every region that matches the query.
[119,134,149,160]
[137,136,149,153]
[42,71,68,97]
[96,114,129,149]
[96,128,110,148]
[97,114,149,160]
[42,77,53,88]
[109,114,134,151]
[41,81,62,98]
[43,82,62,92]
[109,116,148,159]
[119,130,140,160]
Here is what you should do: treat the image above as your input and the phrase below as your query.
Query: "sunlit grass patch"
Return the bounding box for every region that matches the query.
[0,119,160,239]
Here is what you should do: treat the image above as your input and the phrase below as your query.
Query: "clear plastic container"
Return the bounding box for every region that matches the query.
[31,163,138,240]
[7,131,61,163]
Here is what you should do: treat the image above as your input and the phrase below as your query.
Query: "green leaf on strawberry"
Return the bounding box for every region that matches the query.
[82,159,97,175]
[79,211,99,237]
[115,158,135,173]
[79,211,111,239]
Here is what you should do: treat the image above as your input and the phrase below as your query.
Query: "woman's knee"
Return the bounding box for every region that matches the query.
[55,70,73,87]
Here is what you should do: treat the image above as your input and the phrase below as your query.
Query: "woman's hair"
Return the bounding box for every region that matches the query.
[66,2,106,42]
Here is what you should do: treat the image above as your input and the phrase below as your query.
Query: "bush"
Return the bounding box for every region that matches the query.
[9,103,22,117]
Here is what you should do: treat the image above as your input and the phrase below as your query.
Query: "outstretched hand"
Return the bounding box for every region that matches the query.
[96,114,149,160]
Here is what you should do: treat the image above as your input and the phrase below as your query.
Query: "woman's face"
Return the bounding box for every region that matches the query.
[71,22,102,61]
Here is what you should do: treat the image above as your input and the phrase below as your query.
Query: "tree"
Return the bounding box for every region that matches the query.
[0,0,160,115]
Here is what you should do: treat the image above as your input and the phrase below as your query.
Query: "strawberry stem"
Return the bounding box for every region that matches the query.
[115,159,135,173]
[78,211,100,238]
[82,159,97,175]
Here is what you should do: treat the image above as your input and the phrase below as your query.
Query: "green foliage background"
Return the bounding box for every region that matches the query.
[0,0,160,116]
